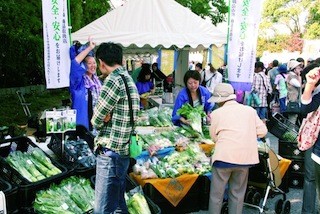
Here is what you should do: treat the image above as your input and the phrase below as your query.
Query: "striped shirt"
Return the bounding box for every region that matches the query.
[91,67,140,156]
[252,72,272,107]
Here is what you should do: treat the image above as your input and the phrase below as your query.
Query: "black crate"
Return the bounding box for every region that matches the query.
[0,177,18,213]
[47,125,96,176]
[0,136,69,208]
[142,177,201,214]
[278,140,304,160]
[288,172,304,188]
[20,175,94,214]
[289,159,305,174]
[72,165,96,179]
[91,175,161,214]
[267,113,299,141]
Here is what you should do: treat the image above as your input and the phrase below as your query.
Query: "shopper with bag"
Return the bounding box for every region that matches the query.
[251,61,272,121]
[300,67,320,213]
[91,42,140,214]
[274,64,288,113]
[286,60,303,124]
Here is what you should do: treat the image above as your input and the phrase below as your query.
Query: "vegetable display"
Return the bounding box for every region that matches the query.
[6,148,61,182]
[33,176,94,214]
[133,143,212,179]
[127,192,152,214]
[282,131,297,143]
[64,138,96,167]
[136,107,173,127]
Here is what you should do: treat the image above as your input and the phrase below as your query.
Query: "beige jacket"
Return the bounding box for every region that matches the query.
[210,100,268,165]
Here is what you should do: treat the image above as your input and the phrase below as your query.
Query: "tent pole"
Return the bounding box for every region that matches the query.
[67,0,72,42]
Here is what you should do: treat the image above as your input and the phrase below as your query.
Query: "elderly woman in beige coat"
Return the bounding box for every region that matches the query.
[208,83,268,214]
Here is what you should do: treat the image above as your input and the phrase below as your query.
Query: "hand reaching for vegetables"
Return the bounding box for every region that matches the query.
[180,117,190,125]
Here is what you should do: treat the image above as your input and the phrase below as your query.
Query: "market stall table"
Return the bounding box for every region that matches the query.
[130,173,201,214]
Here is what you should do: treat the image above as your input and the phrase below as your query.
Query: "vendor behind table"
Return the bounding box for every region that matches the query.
[136,63,155,109]
[172,70,214,126]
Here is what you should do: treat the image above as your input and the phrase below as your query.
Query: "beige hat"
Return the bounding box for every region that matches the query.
[208,83,236,103]
[287,60,301,71]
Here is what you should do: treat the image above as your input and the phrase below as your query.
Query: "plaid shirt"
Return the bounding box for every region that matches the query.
[252,72,272,107]
[91,67,140,156]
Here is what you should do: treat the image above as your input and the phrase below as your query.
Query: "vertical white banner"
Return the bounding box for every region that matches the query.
[42,0,71,89]
[227,0,263,91]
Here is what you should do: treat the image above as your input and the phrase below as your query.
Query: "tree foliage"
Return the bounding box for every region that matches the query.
[257,0,318,55]
[303,1,320,39]
[176,0,228,25]
[256,34,290,57]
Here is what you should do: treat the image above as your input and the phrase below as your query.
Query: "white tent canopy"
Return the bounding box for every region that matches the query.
[71,0,227,51]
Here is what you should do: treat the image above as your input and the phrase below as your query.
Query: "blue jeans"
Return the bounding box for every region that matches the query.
[94,151,130,214]
[315,160,320,213]
[255,107,267,120]
[279,97,287,113]
[302,148,317,214]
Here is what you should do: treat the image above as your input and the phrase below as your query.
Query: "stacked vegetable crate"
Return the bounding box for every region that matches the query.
[267,113,303,188]
[278,140,304,188]
[0,177,18,213]
[0,136,69,211]
[267,113,299,142]
[47,125,96,179]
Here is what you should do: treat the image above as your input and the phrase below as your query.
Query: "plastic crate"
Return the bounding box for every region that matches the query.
[278,140,304,160]
[288,172,304,188]
[267,113,299,141]
[20,175,94,214]
[91,175,161,214]
[47,125,96,178]
[0,177,18,213]
[0,136,69,208]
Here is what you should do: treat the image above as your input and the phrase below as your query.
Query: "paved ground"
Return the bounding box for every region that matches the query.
[191,133,308,214]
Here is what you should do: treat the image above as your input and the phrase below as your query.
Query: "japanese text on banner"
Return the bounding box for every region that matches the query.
[42,0,71,89]
[227,0,263,91]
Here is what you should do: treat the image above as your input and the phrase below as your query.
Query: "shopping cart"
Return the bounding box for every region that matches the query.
[244,139,291,214]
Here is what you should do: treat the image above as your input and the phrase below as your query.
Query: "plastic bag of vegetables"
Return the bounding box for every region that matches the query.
[126,185,152,214]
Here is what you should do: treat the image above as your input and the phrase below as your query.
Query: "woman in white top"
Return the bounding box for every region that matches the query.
[286,60,303,124]
[201,63,223,94]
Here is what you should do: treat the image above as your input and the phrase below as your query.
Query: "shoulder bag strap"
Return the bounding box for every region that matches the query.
[259,74,267,90]
[119,74,134,129]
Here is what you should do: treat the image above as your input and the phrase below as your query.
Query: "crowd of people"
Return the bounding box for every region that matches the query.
[68,38,320,213]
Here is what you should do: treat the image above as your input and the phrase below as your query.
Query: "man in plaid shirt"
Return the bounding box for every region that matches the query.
[252,61,272,121]
[92,42,140,214]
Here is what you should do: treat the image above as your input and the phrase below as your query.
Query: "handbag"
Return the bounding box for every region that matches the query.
[297,106,320,151]
[286,101,300,114]
[120,75,142,158]
[251,90,261,106]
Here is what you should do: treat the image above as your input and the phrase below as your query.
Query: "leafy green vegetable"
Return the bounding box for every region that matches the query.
[282,131,297,143]
[177,103,206,135]
[33,176,95,214]
[5,149,61,182]
[128,192,151,214]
